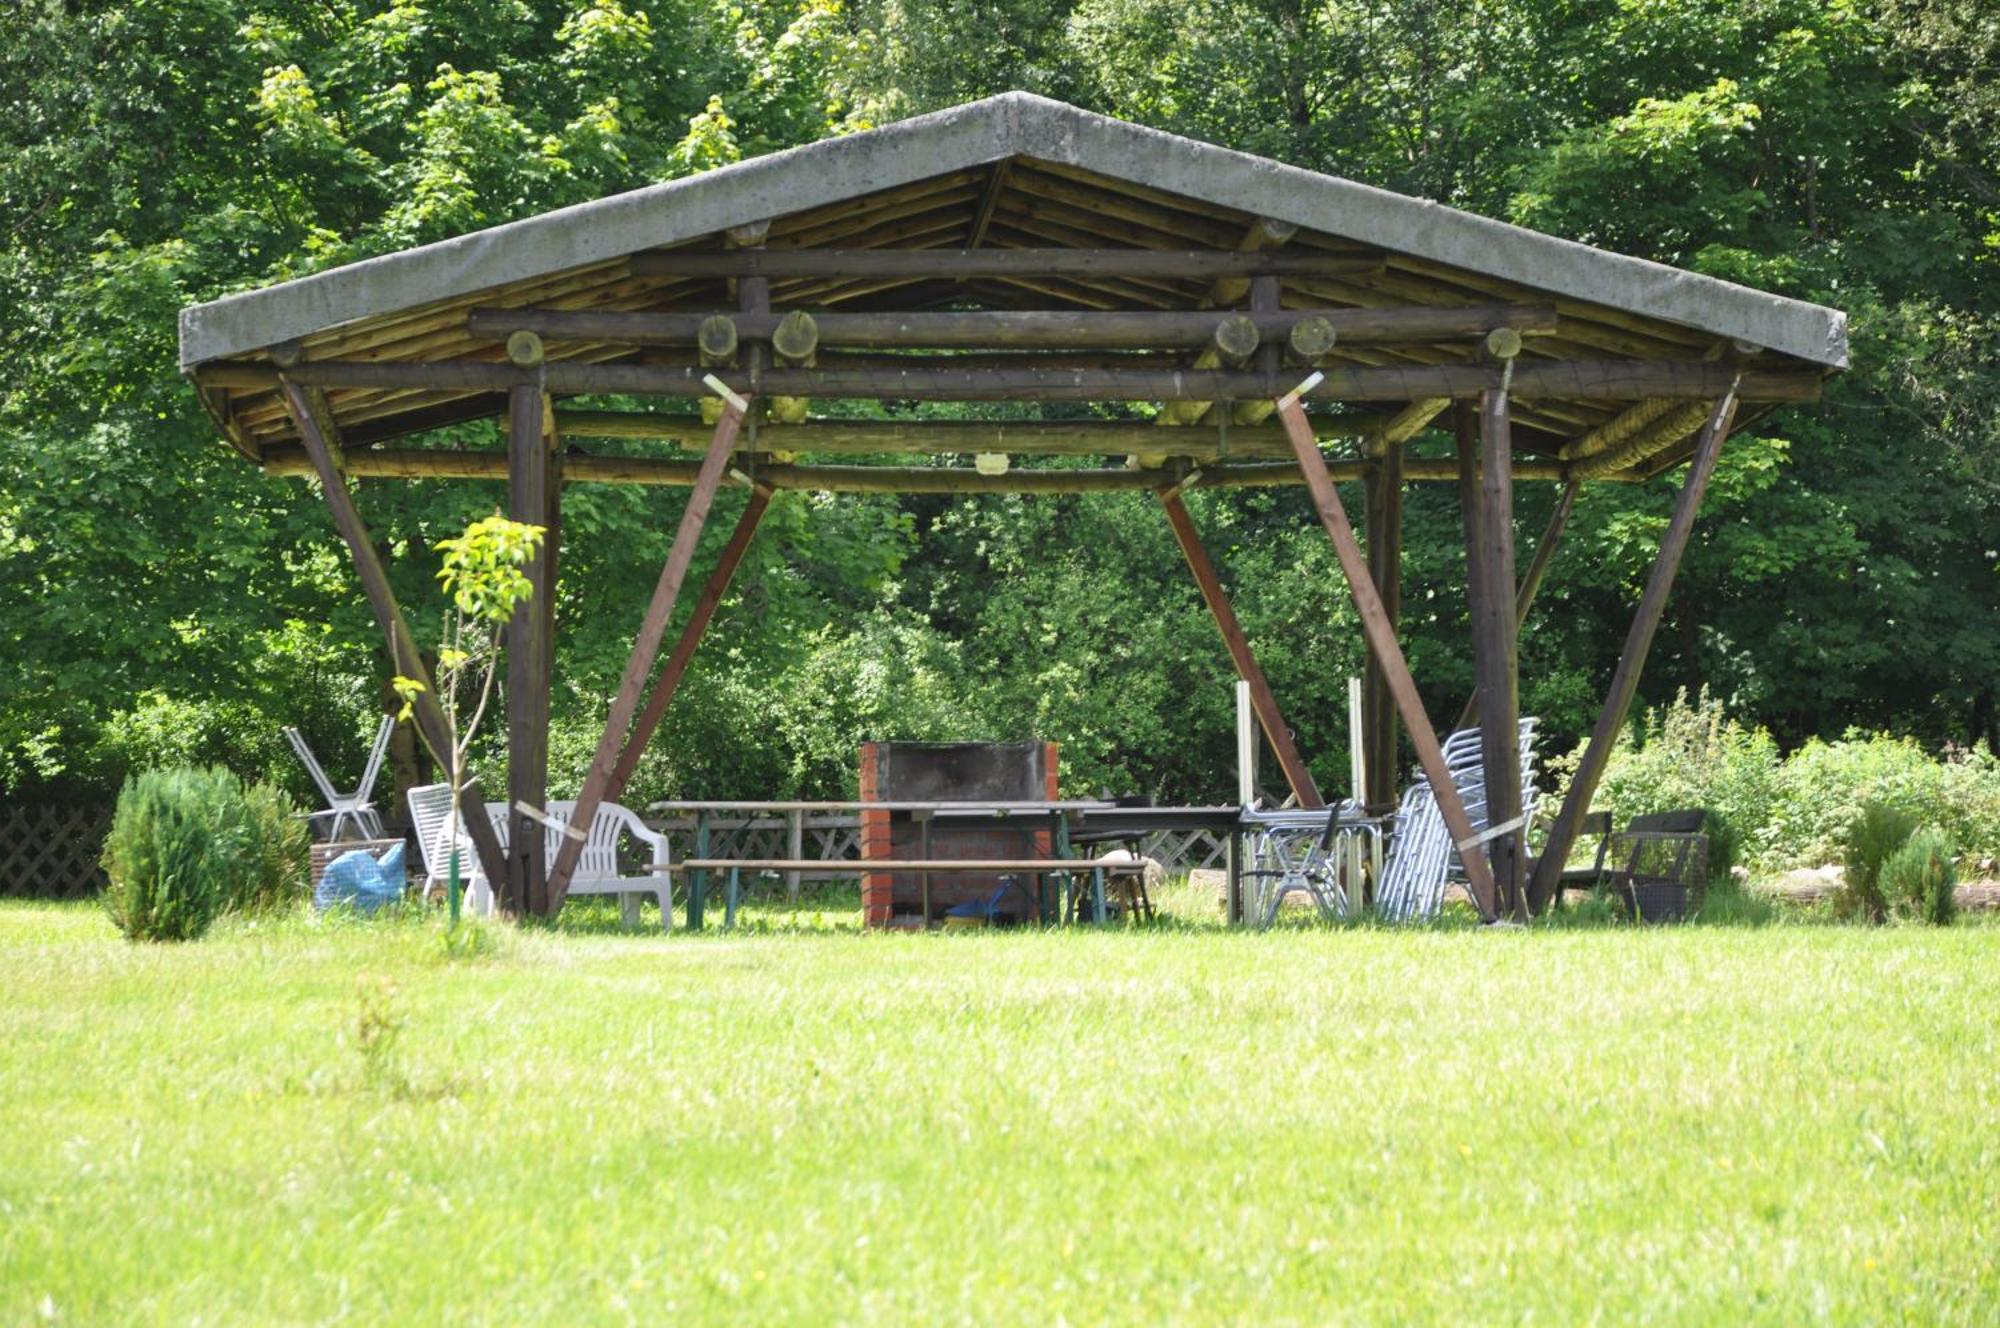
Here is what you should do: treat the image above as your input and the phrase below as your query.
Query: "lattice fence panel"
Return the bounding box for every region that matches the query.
[1139,829,1228,875]
[0,804,114,898]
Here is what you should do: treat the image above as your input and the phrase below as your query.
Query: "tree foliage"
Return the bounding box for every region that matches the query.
[2,0,1995,806]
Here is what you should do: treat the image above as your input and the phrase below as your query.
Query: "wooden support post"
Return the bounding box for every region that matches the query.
[603,486,774,803]
[276,378,508,890]
[1466,387,1525,916]
[1456,479,1577,733]
[786,809,804,902]
[1276,392,1500,920]
[1525,387,1741,913]
[1361,443,1404,810]
[504,366,556,917]
[547,403,746,909]
[1159,491,1324,809]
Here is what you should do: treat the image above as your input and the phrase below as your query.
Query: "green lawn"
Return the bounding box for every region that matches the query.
[4,899,1997,1325]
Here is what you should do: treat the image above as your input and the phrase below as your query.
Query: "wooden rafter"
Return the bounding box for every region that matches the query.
[628,247,1385,280]
[207,357,1822,403]
[257,449,1588,490]
[466,303,1558,350]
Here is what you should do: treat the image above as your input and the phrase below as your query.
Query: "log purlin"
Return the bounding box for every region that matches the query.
[199,357,1823,403]
[464,302,1560,350]
[255,447,1608,490]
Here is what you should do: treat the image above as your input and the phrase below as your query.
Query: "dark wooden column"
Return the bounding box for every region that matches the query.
[1526,386,1741,912]
[504,341,555,917]
[547,400,746,909]
[605,484,774,802]
[1158,490,1324,808]
[276,377,508,889]
[1456,479,1578,733]
[1462,391,1525,915]
[1277,393,1499,919]
[1361,441,1404,809]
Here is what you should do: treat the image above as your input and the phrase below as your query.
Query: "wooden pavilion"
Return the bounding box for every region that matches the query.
[177,92,1847,923]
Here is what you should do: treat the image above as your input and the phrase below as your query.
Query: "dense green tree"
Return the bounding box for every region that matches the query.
[2,0,1994,809]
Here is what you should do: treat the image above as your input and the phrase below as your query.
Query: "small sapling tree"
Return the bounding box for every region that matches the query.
[391,515,544,923]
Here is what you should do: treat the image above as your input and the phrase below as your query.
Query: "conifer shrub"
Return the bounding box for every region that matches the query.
[101,767,309,940]
[1879,826,1957,926]
[1836,801,1919,923]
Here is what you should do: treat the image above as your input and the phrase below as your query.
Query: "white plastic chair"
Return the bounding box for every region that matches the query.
[407,787,672,927]
[488,799,674,929]
[407,782,494,916]
[285,715,394,842]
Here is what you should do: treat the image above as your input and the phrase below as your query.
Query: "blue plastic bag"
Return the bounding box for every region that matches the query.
[315,841,407,915]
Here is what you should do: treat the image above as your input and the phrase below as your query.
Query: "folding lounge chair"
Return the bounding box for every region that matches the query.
[285,715,394,842]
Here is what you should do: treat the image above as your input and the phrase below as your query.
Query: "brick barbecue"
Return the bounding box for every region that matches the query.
[859,740,1059,927]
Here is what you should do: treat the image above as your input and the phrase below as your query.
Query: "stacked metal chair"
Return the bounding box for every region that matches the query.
[1375,719,1540,922]
[1242,803,1384,925]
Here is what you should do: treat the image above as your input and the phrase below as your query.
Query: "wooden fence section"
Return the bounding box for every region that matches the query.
[0,804,113,898]
[644,814,1227,880]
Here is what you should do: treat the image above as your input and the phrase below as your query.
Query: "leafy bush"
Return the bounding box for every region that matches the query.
[1766,734,1946,871]
[101,767,309,940]
[1836,801,1919,923]
[1878,826,1957,926]
[1549,692,2000,878]
[1546,688,1777,880]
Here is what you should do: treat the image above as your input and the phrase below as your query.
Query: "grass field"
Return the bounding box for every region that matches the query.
[4,896,1997,1325]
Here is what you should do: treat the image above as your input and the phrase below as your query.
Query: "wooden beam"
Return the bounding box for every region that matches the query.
[275,378,509,891]
[259,448,1586,490]
[555,414,1385,457]
[467,303,1556,350]
[505,375,555,917]
[1158,491,1325,809]
[1456,479,1578,733]
[629,247,1385,280]
[1229,274,1288,426]
[605,486,775,803]
[1465,390,1525,916]
[1559,396,1683,460]
[1160,217,1293,428]
[1366,398,1449,458]
[545,404,745,909]
[1361,443,1403,810]
[1524,387,1741,914]
[226,357,1822,403]
[1275,392,1500,920]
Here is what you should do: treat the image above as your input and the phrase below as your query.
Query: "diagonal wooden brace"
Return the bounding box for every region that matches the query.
[278,379,510,891]
[1525,386,1740,912]
[604,484,774,804]
[547,403,745,908]
[1275,392,1500,919]
[1158,490,1323,808]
